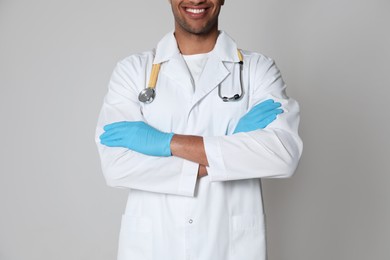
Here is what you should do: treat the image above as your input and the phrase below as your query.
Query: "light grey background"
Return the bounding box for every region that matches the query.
[0,0,389,259]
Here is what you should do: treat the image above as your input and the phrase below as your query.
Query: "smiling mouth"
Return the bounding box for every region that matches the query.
[186,8,206,14]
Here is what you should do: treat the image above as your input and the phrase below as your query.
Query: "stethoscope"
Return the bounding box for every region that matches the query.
[138,49,244,104]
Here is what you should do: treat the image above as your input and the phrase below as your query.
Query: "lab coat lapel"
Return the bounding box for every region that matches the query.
[189,31,240,108]
[154,32,193,97]
[161,55,193,94]
[190,58,230,107]
[153,31,240,109]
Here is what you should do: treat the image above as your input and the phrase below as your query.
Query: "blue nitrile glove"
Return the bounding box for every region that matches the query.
[233,99,283,134]
[100,121,174,157]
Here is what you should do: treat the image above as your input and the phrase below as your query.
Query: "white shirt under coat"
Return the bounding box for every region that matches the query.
[95,31,303,260]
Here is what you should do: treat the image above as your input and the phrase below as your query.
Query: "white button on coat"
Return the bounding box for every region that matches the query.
[96,31,303,260]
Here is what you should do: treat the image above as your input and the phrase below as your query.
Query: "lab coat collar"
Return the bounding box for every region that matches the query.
[153,31,240,64]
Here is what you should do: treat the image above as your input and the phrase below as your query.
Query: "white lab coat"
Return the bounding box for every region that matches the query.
[96,31,302,260]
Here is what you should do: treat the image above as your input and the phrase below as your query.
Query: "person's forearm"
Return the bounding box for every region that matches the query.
[170,134,209,166]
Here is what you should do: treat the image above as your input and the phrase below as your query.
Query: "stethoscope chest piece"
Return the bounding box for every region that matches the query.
[138,88,156,104]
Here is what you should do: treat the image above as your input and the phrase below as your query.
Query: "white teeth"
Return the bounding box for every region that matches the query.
[186,8,205,14]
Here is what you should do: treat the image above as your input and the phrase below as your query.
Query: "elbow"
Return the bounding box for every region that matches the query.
[101,153,135,189]
[97,145,136,189]
[100,160,124,188]
[264,153,300,179]
[271,136,303,179]
[275,154,300,178]
[104,177,127,190]
[102,166,123,188]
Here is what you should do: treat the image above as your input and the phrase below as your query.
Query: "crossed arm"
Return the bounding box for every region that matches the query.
[96,57,302,196]
[99,99,283,178]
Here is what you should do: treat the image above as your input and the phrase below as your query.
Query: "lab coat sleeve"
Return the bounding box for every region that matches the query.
[204,55,303,181]
[95,58,199,197]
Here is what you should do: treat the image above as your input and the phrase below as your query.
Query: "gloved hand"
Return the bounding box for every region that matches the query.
[233,99,283,134]
[100,121,174,157]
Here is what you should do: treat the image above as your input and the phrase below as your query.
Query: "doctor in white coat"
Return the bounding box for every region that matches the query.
[96,0,303,259]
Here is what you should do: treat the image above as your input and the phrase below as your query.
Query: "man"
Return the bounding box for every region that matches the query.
[96,0,302,259]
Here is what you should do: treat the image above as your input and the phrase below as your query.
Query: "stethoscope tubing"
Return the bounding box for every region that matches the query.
[139,50,244,103]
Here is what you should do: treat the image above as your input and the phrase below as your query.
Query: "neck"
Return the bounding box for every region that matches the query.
[174,26,219,55]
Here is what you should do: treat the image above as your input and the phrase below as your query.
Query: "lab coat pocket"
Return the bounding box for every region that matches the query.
[117,214,153,260]
[230,214,266,260]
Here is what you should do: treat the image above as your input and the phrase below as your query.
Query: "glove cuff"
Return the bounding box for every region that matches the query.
[162,132,175,157]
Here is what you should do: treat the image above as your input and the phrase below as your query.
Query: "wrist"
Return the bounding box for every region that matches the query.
[198,165,208,178]
[163,132,175,156]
